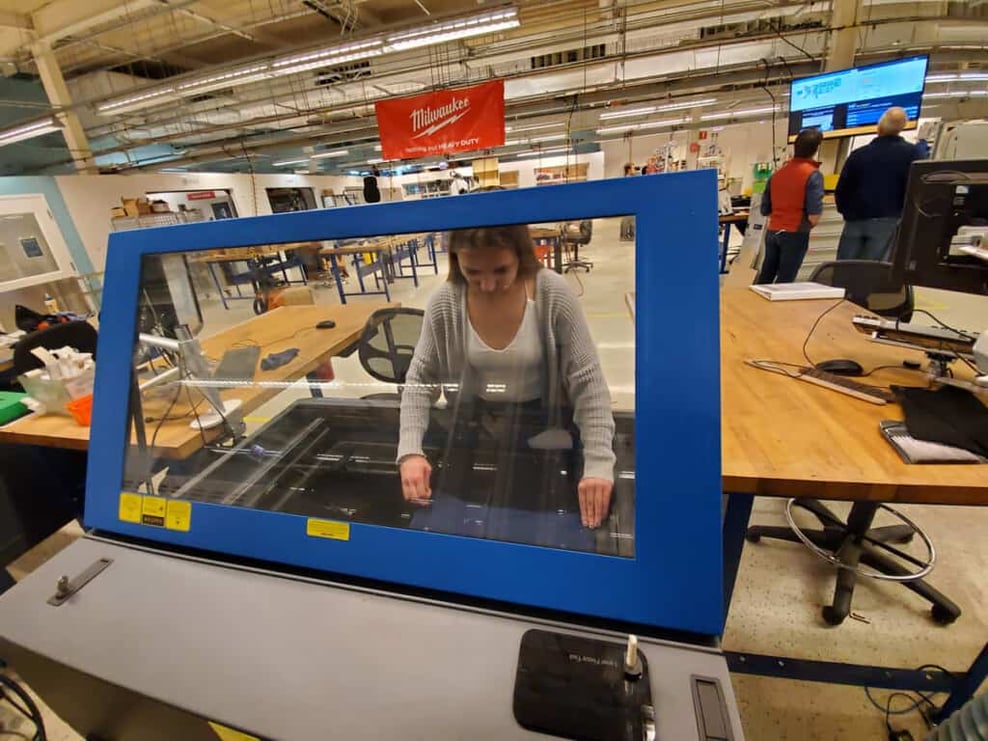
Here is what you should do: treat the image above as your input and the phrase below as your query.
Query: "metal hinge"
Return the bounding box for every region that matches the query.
[47,558,113,606]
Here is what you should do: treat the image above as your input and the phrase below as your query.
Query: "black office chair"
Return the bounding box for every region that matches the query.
[357,307,424,400]
[809,260,914,321]
[13,321,98,375]
[561,220,593,273]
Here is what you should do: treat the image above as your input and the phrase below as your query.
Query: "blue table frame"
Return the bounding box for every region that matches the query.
[718,213,748,274]
[203,252,309,310]
[322,233,440,305]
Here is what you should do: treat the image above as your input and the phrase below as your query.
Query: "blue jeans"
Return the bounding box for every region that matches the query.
[836,218,899,261]
[755,230,810,284]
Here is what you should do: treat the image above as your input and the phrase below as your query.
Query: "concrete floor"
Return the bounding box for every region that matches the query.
[4,216,987,740]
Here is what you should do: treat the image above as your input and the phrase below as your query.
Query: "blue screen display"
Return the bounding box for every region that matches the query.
[788,56,928,137]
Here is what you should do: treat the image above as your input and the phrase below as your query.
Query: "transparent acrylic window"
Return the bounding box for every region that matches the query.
[122,219,635,556]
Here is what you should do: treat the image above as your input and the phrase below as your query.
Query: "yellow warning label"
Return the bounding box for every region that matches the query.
[118,493,142,524]
[165,500,192,532]
[306,519,350,541]
[119,494,193,532]
[208,721,261,741]
[141,496,167,527]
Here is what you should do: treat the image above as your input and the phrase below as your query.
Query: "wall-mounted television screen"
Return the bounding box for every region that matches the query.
[787,56,928,141]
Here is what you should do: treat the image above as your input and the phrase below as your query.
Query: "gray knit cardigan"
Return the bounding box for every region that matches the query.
[397,268,617,481]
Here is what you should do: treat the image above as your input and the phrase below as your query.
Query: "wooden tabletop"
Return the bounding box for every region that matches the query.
[529,227,561,240]
[721,289,987,505]
[320,243,391,257]
[719,212,750,223]
[0,303,392,458]
[192,243,321,264]
[320,234,433,258]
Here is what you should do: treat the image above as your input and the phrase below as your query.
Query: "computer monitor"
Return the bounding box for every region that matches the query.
[891,159,988,296]
[787,55,928,142]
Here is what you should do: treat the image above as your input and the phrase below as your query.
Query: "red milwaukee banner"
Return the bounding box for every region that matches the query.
[375,80,505,161]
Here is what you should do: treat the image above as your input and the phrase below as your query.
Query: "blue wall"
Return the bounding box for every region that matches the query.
[0,176,93,275]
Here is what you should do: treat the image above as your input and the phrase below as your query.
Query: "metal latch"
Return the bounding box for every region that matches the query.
[47,558,113,606]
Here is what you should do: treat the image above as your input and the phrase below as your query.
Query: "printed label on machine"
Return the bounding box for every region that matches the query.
[306,518,350,541]
[118,493,193,532]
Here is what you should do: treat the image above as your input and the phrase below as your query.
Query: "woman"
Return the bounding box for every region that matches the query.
[397,224,616,529]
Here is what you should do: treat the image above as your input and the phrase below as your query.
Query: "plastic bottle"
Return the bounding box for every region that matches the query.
[43,292,60,314]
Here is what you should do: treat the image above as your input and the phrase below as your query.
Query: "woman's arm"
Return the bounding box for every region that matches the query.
[553,280,617,483]
[397,299,445,464]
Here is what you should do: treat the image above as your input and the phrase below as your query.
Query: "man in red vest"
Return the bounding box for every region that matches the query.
[755,128,825,284]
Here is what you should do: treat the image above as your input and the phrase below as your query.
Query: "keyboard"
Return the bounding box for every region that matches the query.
[796,366,896,405]
[745,359,897,405]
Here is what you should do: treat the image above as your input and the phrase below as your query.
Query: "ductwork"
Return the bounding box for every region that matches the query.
[60,3,987,170]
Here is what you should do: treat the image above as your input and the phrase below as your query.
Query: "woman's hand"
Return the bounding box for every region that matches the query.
[578,477,613,529]
[399,454,433,504]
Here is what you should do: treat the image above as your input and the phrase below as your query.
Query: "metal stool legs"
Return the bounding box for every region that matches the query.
[746,499,960,626]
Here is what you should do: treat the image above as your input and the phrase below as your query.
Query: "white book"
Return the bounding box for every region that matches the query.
[749,282,846,301]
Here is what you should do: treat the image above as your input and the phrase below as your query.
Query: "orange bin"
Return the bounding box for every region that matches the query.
[66,393,93,427]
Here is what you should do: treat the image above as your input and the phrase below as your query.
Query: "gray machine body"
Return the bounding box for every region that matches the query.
[0,536,743,740]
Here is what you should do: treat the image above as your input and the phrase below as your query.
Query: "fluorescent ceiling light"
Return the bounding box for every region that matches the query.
[97,7,519,115]
[924,90,988,99]
[926,73,988,83]
[700,106,779,121]
[373,144,382,151]
[596,117,688,135]
[272,39,383,69]
[599,98,717,120]
[273,158,309,167]
[0,117,62,146]
[512,146,570,158]
[505,122,565,133]
[385,8,519,51]
[311,149,350,159]
[177,64,268,93]
[367,158,384,164]
[506,133,567,146]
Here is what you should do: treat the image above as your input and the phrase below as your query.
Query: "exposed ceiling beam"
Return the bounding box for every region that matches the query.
[83,60,817,168]
[60,7,316,76]
[0,10,31,31]
[33,0,161,45]
[302,0,383,29]
[159,2,285,48]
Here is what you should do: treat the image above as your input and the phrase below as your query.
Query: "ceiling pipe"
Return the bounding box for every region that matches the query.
[80,8,972,149]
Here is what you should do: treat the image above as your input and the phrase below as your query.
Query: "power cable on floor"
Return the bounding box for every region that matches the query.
[0,673,47,741]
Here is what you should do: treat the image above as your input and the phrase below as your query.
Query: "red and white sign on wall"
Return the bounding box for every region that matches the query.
[375,80,505,161]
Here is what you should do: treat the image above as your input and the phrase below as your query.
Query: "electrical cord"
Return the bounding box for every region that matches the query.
[905,309,981,375]
[908,309,978,341]
[1,689,32,721]
[863,664,952,738]
[0,674,47,741]
[801,298,847,367]
[768,20,817,64]
[566,268,585,297]
[149,380,183,454]
[758,59,779,167]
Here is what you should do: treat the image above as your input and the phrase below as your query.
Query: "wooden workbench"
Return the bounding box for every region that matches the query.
[720,288,987,505]
[0,303,393,458]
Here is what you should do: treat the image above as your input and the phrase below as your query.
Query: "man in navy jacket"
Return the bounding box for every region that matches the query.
[834,107,923,261]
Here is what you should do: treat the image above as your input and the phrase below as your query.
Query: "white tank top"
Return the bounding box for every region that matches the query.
[467,299,544,402]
